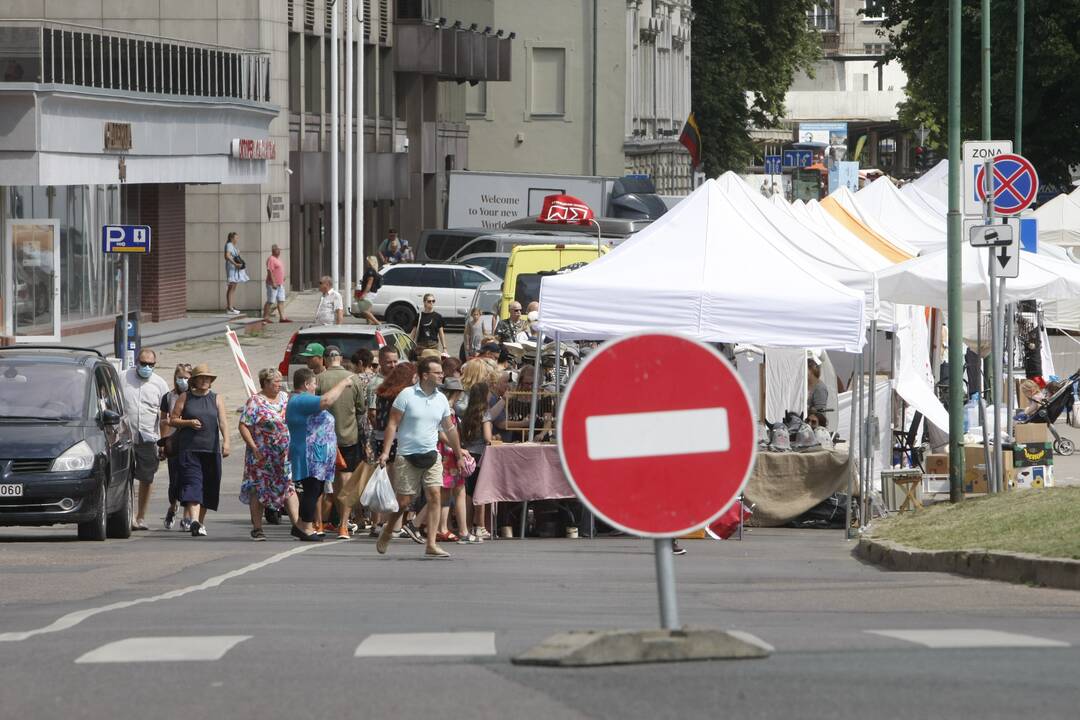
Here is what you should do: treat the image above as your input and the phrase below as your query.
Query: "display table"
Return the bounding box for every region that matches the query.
[743,448,851,527]
[473,442,576,505]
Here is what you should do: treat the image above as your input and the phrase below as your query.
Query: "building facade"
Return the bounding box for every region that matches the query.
[0,2,277,340]
[464,0,693,197]
[781,0,912,175]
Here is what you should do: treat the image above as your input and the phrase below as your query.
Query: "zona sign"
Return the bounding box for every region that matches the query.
[975,153,1039,216]
[557,333,757,537]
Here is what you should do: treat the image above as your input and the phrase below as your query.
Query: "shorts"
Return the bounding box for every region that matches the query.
[132,441,160,483]
[338,443,362,473]
[265,283,286,304]
[392,455,444,497]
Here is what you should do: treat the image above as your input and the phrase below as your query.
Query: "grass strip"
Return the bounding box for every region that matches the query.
[871,487,1080,560]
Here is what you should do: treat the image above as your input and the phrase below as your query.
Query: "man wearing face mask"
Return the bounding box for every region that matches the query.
[120,349,171,530]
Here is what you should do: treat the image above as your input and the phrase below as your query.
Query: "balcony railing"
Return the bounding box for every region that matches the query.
[0,21,271,103]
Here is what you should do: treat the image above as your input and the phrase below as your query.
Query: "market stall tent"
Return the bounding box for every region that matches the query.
[819,194,915,263]
[1033,191,1080,247]
[903,159,949,215]
[828,186,922,257]
[536,179,867,352]
[855,176,946,253]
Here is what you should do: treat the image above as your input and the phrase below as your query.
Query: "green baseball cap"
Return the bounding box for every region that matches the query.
[299,342,326,358]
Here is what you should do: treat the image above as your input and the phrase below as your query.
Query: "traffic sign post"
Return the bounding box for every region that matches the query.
[764,155,782,176]
[558,333,757,629]
[989,241,1020,278]
[783,149,812,169]
[968,223,1013,247]
[102,225,152,370]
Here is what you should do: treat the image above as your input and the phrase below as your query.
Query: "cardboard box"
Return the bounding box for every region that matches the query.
[1011,465,1053,489]
[963,445,990,494]
[925,454,949,475]
[1014,423,1050,445]
[1012,442,1054,467]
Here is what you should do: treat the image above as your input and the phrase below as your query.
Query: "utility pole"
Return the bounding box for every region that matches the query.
[344,0,353,301]
[947,0,964,503]
[1015,0,1025,154]
[356,10,365,283]
[330,0,340,292]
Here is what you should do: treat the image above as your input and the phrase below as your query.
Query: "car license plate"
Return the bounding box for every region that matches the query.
[0,484,24,498]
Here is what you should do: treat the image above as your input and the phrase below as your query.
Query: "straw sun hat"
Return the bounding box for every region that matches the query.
[189,364,217,381]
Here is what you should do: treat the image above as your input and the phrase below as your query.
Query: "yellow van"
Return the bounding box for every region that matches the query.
[499,243,608,319]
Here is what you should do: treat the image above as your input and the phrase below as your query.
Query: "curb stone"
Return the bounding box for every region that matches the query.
[854,536,1080,590]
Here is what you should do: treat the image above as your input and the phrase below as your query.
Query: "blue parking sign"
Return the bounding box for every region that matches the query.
[102,225,152,254]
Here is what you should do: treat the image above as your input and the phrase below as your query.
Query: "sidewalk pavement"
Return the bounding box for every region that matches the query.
[68,290,325,356]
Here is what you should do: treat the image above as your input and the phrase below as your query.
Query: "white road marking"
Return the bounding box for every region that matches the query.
[585,407,729,460]
[354,632,497,657]
[75,636,250,663]
[866,629,1070,649]
[726,630,775,653]
[0,544,320,643]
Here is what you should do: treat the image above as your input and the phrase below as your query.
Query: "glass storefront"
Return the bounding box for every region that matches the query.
[2,185,135,336]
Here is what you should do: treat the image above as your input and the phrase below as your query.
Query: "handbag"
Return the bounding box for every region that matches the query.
[159,433,179,459]
[403,450,438,469]
[234,254,246,270]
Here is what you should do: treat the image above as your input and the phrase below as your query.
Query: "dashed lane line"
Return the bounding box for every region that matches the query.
[0,544,321,643]
[75,635,251,663]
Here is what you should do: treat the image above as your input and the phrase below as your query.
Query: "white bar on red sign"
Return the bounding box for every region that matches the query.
[585,407,730,460]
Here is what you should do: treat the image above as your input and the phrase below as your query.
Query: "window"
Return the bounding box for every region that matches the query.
[459,256,507,278]
[863,43,888,55]
[382,267,422,286]
[806,3,835,30]
[862,0,885,20]
[419,267,455,288]
[465,81,487,117]
[304,35,321,111]
[423,233,476,261]
[529,47,566,116]
[288,32,302,111]
[455,269,489,290]
[454,238,497,257]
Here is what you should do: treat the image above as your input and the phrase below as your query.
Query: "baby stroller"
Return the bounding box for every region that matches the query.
[1015,371,1080,456]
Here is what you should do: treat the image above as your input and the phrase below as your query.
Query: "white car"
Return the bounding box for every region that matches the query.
[353,263,498,330]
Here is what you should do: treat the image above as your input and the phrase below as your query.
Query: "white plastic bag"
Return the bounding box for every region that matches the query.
[360,465,399,514]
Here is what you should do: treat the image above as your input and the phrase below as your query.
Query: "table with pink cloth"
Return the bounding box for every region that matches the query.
[472,442,576,504]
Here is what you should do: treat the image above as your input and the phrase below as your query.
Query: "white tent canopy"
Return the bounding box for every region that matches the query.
[903,159,949,214]
[1033,191,1080,247]
[855,177,946,253]
[536,179,867,352]
[829,186,921,257]
[876,241,1080,305]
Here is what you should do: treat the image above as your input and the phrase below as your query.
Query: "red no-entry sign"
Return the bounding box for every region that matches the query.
[557,333,757,537]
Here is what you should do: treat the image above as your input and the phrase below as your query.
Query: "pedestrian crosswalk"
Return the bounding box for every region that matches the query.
[68,628,1071,664]
[865,629,1071,649]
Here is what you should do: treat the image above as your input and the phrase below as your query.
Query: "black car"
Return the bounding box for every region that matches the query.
[0,346,134,540]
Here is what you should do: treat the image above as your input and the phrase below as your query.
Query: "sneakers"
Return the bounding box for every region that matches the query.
[473,526,491,540]
[190,521,207,537]
[402,522,425,544]
[457,534,483,544]
[163,508,176,530]
[226,308,241,315]
[672,541,687,556]
[250,528,266,542]
[179,517,192,532]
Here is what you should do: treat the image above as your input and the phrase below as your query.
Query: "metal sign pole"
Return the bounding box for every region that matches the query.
[1006,302,1016,440]
[122,254,129,370]
[983,159,1001,493]
[653,539,680,630]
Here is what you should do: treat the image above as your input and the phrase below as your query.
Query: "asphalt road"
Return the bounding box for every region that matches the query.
[5,298,1080,718]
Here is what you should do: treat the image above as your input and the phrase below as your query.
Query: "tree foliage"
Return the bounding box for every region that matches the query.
[691,0,821,176]
[876,0,1080,185]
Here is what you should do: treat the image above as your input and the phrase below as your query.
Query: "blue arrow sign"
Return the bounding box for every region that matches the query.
[102,225,152,254]
[764,155,783,175]
[783,150,812,168]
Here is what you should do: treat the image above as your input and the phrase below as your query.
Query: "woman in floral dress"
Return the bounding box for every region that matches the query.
[238,369,301,541]
[305,398,338,536]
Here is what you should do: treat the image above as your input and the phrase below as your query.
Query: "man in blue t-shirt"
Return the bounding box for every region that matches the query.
[377,358,470,558]
[286,368,355,541]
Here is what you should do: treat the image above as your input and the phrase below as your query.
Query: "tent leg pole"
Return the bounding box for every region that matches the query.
[1006,302,1015,442]
[856,342,867,526]
[845,351,862,539]
[864,320,878,524]
[527,331,544,443]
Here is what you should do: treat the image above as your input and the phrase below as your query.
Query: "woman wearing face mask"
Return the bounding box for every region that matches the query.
[169,364,231,537]
[160,363,192,530]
